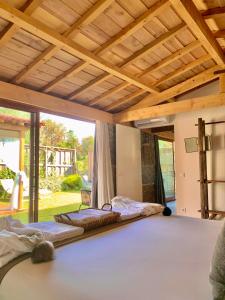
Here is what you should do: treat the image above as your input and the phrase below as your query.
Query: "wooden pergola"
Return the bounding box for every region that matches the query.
[0,0,224,123]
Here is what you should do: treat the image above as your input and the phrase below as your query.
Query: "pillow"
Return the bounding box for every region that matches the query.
[209,222,225,300]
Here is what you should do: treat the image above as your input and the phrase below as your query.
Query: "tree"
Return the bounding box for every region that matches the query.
[40,119,66,147]
[80,136,94,158]
[60,130,79,149]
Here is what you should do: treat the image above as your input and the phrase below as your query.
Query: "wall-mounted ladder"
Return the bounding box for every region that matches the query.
[198,118,225,219]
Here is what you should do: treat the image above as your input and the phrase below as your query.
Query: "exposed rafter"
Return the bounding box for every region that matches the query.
[69,22,184,100]
[69,73,111,99]
[43,0,171,95]
[104,90,146,111]
[0,1,158,94]
[87,82,130,106]
[127,66,221,110]
[169,0,225,65]
[153,54,211,86]
[139,40,201,77]
[13,0,114,84]
[214,30,225,39]
[95,0,170,56]
[114,93,225,123]
[0,0,43,47]
[121,23,186,67]
[201,7,225,19]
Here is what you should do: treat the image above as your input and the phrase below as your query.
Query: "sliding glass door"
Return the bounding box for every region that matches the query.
[0,106,95,223]
[0,107,39,223]
[37,112,95,222]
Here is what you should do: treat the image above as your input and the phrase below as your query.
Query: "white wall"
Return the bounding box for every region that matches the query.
[116,124,143,201]
[175,80,225,217]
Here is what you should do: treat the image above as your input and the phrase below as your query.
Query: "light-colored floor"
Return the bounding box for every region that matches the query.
[167,201,176,214]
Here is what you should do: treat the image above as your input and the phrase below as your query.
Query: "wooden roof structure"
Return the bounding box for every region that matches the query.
[0,0,225,123]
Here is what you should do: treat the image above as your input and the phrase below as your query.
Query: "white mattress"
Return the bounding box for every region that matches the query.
[25,221,84,242]
[0,215,222,300]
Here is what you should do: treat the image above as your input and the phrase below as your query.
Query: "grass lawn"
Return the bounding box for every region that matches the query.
[0,191,88,224]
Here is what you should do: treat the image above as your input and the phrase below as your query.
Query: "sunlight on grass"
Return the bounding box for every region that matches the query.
[2,191,85,224]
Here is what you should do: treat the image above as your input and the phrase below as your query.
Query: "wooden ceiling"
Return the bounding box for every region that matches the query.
[0,0,225,121]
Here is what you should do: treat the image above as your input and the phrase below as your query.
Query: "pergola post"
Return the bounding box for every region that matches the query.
[18,130,25,210]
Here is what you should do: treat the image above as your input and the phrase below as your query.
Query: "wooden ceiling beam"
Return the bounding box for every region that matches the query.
[0,0,43,47]
[201,7,225,19]
[13,0,113,84]
[67,21,183,100]
[169,0,225,65]
[0,81,113,123]
[87,82,130,106]
[43,61,89,92]
[69,73,111,99]
[0,1,159,94]
[121,23,186,67]
[96,0,170,56]
[114,93,225,123]
[126,66,221,110]
[41,0,170,95]
[139,40,201,76]
[153,54,211,86]
[104,90,146,111]
[214,30,225,39]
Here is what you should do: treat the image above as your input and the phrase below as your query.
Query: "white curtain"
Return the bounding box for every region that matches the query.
[95,121,114,208]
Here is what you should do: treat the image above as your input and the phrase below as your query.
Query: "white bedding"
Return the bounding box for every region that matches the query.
[0,215,222,300]
[111,196,164,216]
[26,221,84,242]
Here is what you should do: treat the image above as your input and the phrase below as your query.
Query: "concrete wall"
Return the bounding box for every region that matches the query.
[174,80,225,217]
[116,124,143,201]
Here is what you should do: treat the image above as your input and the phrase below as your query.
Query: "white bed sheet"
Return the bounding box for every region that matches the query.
[0,215,222,300]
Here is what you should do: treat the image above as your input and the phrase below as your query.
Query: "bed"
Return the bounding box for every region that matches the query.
[0,215,222,300]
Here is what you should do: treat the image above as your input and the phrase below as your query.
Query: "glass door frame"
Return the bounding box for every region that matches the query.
[158,137,176,202]
[0,101,40,222]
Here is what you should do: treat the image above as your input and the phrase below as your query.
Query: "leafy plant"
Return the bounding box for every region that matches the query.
[39,176,63,193]
[0,167,16,179]
[61,174,83,191]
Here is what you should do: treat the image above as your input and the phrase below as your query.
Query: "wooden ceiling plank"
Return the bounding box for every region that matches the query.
[153,54,211,86]
[87,81,130,106]
[121,22,186,67]
[169,0,225,65]
[64,0,114,39]
[95,0,170,56]
[65,17,183,100]
[0,1,158,94]
[69,73,112,99]
[140,40,201,76]
[0,0,43,47]
[126,65,221,110]
[114,93,225,123]
[13,0,114,84]
[38,0,170,95]
[104,90,146,111]
[43,61,89,92]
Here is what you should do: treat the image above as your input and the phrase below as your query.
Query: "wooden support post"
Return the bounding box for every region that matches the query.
[198,118,209,219]
[18,130,25,210]
[219,74,225,93]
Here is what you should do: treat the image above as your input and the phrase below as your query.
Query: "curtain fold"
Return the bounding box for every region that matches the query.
[91,121,114,208]
[154,136,166,206]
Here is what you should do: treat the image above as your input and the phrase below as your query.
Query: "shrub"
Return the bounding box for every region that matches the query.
[39,176,63,193]
[61,174,82,191]
[0,167,16,179]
